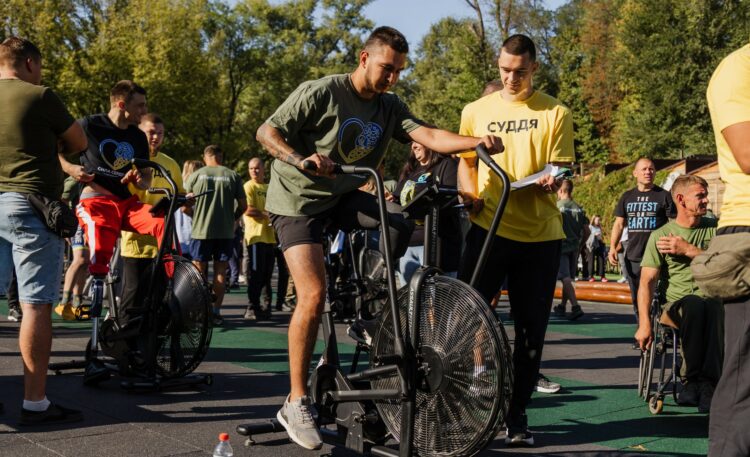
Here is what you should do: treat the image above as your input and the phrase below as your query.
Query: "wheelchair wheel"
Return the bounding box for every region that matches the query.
[143,257,213,379]
[370,275,512,456]
[648,394,664,415]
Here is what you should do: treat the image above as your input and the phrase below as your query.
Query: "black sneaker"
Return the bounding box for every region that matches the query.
[698,381,715,413]
[212,314,224,326]
[677,381,700,406]
[567,305,584,321]
[7,308,22,322]
[552,304,566,317]
[505,414,534,446]
[19,403,83,426]
[275,302,284,311]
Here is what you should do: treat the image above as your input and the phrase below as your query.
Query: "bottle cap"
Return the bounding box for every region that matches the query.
[219,433,229,441]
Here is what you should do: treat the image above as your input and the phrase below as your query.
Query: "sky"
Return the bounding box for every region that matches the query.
[363,0,568,49]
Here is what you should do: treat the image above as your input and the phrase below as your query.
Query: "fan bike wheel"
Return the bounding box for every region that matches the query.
[143,257,213,379]
[370,276,512,456]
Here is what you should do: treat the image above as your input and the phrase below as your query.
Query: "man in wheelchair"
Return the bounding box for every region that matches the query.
[635,175,723,413]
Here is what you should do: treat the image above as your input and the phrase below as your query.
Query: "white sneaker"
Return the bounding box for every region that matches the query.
[277,395,322,450]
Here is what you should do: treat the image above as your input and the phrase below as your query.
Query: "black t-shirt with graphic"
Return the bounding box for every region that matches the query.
[393,157,461,272]
[615,185,674,262]
[79,114,149,199]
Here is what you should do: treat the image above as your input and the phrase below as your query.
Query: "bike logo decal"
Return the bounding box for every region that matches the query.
[337,118,383,164]
[99,139,136,171]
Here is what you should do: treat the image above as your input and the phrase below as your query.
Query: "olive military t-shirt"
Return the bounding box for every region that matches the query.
[557,198,589,254]
[0,79,76,199]
[640,218,717,304]
[185,165,244,240]
[265,74,423,216]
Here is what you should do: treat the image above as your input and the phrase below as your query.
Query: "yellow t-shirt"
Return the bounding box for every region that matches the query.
[120,152,185,259]
[459,90,574,242]
[243,180,276,245]
[707,43,750,228]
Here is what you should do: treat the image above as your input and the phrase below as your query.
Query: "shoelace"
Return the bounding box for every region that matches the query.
[296,400,315,425]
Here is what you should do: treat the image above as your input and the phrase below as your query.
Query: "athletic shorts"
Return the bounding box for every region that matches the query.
[189,238,233,262]
[269,190,412,256]
[556,251,577,280]
[71,224,88,251]
[270,213,328,251]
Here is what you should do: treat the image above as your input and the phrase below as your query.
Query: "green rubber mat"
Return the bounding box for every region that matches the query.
[530,376,708,455]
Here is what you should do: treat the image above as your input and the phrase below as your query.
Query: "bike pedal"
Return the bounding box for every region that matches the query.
[75,305,92,321]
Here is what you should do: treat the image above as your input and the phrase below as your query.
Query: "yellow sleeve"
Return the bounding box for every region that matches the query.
[550,106,575,163]
[457,104,476,158]
[244,182,256,209]
[168,160,185,193]
[708,49,750,131]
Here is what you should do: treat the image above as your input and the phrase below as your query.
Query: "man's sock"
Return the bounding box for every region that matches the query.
[60,291,71,305]
[23,397,51,412]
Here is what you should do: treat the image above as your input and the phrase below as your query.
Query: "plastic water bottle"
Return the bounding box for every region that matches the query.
[213,433,233,457]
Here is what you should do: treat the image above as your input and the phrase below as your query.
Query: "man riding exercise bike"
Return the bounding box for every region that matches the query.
[256,26,502,450]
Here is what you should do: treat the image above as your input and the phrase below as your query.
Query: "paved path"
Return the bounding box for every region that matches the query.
[0,288,708,456]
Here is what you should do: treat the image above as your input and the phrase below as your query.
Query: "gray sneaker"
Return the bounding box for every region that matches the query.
[277,395,322,450]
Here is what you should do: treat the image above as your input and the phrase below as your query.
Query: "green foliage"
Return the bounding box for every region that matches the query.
[613,0,750,160]
[1,0,373,170]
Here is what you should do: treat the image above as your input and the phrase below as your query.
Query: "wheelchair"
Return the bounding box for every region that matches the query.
[49,158,214,391]
[637,289,682,414]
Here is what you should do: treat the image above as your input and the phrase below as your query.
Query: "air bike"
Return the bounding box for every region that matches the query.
[49,158,214,391]
[237,145,513,456]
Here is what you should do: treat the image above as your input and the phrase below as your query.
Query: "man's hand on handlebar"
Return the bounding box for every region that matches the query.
[478,135,504,155]
[301,153,336,178]
[121,168,145,186]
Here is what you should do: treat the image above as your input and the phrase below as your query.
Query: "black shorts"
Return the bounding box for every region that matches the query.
[556,251,577,280]
[270,190,413,257]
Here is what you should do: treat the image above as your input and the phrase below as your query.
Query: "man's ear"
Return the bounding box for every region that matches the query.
[359,50,369,68]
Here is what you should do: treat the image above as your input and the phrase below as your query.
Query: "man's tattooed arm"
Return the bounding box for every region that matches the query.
[256,123,305,168]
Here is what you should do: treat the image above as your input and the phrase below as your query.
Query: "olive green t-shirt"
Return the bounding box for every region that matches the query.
[640,218,717,304]
[185,165,245,240]
[265,74,423,216]
[557,198,589,254]
[0,79,76,198]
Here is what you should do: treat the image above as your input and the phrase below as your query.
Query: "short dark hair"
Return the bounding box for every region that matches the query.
[110,80,146,104]
[501,34,536,62]
[560,179,574,194]
[204,144,222,156]
[141,113,163,125]
[364,26,409,54]
[0,37,42,68]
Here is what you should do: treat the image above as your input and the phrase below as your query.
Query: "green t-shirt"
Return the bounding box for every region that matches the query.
[185,165,245,240]
[61,176,81,206]
[0,79,76,198]
[265,74,423,216]
[640,218,717,303]
[557,198,589,254]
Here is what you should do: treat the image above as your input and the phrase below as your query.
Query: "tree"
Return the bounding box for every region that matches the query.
[613,0,750,160]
